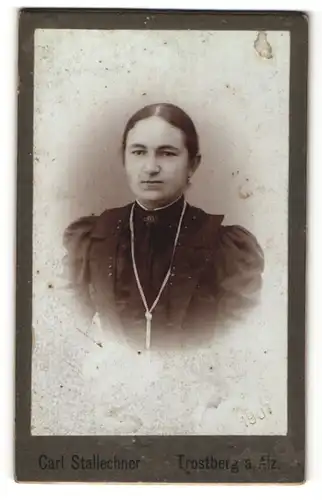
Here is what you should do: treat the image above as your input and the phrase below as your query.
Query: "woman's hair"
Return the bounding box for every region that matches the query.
[122,103,200,160]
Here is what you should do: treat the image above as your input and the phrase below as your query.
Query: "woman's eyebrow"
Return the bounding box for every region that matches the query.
[128,143,147,149]
[157,145,180,151]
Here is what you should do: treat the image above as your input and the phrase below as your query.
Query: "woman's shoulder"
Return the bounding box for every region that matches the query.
[188,204,264,269]
[63,214,97,238]
[217,224,265,273]
[219,223,263,249]
[63,204,131,248]
[189,204,261,244]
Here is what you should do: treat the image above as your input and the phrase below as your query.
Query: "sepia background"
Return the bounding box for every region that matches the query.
[32,29,289,435]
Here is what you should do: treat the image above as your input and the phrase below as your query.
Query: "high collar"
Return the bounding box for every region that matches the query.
[134,196,185,227]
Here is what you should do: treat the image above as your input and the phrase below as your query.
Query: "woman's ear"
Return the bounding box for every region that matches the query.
[189,154,201,177]
[121,146,126,165]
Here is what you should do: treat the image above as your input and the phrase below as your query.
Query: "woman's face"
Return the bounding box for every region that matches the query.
[124,116,198,209]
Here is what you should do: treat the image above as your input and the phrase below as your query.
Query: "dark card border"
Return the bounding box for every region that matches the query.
[15,8,308,483]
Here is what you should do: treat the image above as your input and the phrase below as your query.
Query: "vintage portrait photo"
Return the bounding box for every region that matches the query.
[31,27,290,437]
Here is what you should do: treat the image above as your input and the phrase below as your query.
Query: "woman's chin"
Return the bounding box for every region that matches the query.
[137,191,167,202]
[136,192,180,208]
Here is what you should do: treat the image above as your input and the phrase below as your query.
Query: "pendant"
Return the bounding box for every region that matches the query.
[144,214,157,224]
[145,311,152,349]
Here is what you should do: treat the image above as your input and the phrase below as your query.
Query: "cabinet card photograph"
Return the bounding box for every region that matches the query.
[16,9,307,483]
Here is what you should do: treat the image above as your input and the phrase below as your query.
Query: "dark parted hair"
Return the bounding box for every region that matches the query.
[122,103,200,160]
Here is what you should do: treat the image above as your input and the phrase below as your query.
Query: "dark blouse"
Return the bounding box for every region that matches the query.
[63,198,264,350]
[117,197,185,310]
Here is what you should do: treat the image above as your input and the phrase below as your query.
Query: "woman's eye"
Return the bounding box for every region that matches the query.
[132,150,145,156]
[161,151,176,157]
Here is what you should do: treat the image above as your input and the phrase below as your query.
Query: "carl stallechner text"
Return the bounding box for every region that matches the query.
[38,454,141,471]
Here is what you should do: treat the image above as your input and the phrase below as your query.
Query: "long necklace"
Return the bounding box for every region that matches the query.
[129,199,187,349]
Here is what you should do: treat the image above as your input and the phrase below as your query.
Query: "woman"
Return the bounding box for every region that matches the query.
[63,103,264,350]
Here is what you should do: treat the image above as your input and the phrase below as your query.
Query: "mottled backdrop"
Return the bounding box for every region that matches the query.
[32,29,289,435]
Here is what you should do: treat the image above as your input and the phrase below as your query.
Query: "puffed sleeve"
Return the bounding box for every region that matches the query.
[215,225,265,322]
[62,216,97,321]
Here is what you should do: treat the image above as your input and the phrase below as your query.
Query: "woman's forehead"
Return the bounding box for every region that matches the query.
[126,116,185,149]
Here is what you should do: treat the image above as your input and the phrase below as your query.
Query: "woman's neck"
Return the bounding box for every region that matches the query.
[136,194,183,212]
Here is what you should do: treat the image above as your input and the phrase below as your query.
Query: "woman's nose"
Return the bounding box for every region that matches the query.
[143,155,161,174]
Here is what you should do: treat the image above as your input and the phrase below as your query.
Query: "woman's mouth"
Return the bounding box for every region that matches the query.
[141,180,164,189]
